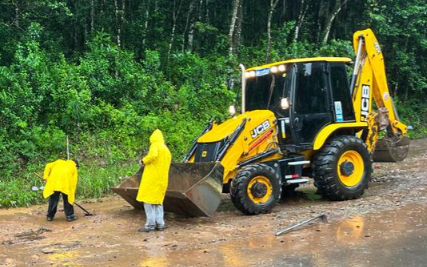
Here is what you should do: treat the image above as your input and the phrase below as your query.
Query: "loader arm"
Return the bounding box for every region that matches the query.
[350,29,409,161]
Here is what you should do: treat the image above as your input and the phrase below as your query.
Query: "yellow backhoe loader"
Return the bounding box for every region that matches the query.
[112,29,409,216]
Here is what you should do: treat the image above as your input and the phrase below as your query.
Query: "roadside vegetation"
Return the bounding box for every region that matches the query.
[1,0,426,207]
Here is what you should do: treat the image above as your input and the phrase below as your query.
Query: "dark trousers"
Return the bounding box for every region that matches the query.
[47,191,74,218]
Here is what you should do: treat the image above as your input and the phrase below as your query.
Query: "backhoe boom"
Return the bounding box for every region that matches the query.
[351,29,409,160]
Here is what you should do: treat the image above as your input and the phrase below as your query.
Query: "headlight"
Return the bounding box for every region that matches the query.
[270,66,278,73]
[228,105,236,116]
[280,97,290,110]
[278,65,286,72]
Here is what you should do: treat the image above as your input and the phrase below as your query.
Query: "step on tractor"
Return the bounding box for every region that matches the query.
[112,29,410,217]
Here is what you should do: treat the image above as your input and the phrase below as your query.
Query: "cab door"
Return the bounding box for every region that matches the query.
[290,62,332,148]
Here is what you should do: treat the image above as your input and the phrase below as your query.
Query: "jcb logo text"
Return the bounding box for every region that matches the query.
[251,120,270,139]
[361,84,370,121]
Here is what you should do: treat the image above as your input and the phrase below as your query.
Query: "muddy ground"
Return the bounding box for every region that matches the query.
[1,138,427,267]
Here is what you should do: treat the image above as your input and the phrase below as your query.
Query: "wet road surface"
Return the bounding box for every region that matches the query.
[1,138,427,267]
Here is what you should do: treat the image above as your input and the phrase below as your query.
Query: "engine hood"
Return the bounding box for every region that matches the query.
[198,110,276,143]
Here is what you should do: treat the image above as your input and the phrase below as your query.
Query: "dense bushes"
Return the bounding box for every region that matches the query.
[0,24,235,183]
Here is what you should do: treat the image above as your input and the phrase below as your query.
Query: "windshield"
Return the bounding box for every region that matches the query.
[245,66,291,115]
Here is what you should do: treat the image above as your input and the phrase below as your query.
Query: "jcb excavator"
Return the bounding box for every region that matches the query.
[112,29,410,216]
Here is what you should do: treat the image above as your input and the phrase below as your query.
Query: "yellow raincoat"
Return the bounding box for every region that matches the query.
[136,129,172,204]
[43,159,79,204]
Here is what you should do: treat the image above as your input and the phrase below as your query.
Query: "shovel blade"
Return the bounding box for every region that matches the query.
[373,136,410,162]
[111,162,224,217]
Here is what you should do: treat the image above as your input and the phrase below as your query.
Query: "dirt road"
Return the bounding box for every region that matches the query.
[1,139,427,267]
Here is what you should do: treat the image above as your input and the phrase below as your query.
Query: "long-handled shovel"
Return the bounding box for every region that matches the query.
[33,172,94,216]
[73,202,94,216]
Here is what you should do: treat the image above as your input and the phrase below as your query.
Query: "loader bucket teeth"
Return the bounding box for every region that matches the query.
[111,162,224,217]
[373,136,410,162]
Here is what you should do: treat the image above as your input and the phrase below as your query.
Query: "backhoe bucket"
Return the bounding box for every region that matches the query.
[111,162,224,217]
[373,136,410,162]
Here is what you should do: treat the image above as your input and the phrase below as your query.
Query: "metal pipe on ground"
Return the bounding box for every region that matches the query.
[275,214,328,236]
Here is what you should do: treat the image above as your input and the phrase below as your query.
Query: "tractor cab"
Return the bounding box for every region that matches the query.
[244,58,355,151]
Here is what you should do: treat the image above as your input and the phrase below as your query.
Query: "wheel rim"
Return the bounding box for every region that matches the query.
[247,175,273,204]
[338,150,364,187]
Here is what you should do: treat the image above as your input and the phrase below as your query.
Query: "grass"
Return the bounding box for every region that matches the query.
[77,161,139,199]
[0,161,140,208]
[0,173,45,208]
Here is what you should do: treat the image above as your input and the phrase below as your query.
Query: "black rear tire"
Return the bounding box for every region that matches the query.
[312,135,372,201]
[230,163,281,215]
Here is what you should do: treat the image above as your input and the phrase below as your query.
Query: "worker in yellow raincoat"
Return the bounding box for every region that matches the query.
[43,159,79,222]
[136,129,172,232]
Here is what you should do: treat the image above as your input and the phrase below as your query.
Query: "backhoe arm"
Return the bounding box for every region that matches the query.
[350,29,409,161]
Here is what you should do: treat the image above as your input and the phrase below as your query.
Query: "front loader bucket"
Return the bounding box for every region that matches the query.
[373,136,410,162]
[111,162,224,217]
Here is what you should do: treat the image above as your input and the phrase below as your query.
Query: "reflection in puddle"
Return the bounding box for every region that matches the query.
[336,216,365,242]
[48,251,82,266]
[139,256,169,267]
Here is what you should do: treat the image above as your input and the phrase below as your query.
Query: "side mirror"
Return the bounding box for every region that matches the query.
[280,97,290,110]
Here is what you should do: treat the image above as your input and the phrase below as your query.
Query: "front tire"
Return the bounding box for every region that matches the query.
[312,135,372,201]
[230,164,281,215]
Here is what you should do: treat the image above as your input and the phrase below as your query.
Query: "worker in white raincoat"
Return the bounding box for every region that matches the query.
[43,159,79,222]
[136,129,172,232]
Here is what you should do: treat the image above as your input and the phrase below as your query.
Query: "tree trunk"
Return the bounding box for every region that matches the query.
[114,0,121,47]
[235,0,243,51]
[14,2,20,28]
[90,0,95,33]
[228,0,242,56]
[316,0,326,43]
[100,0,105,14]
[321,0,349,44]
[294,0,308,41]
[72,1,79,51]
[198,0,203,21]
[281,0,287,20]
[121,0,125,48]
[188,11,196,53]
[142,0,150,47]
[266,0,279,63]
[182,0,196,53]
[205,0,210,23]
[167,0,183,62]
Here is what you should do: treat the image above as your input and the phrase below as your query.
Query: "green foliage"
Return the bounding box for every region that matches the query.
[77,162,138,199]
[367,0,427,99]
[0,175,44,208]
[318,40,355,58]
[0,162,139,207]
[0,0,426,207]
[0,25,235,207]
[396,97,427,138]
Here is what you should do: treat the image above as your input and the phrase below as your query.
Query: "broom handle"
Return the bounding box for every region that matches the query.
[66,136,70,160]
[34,172,44,182]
